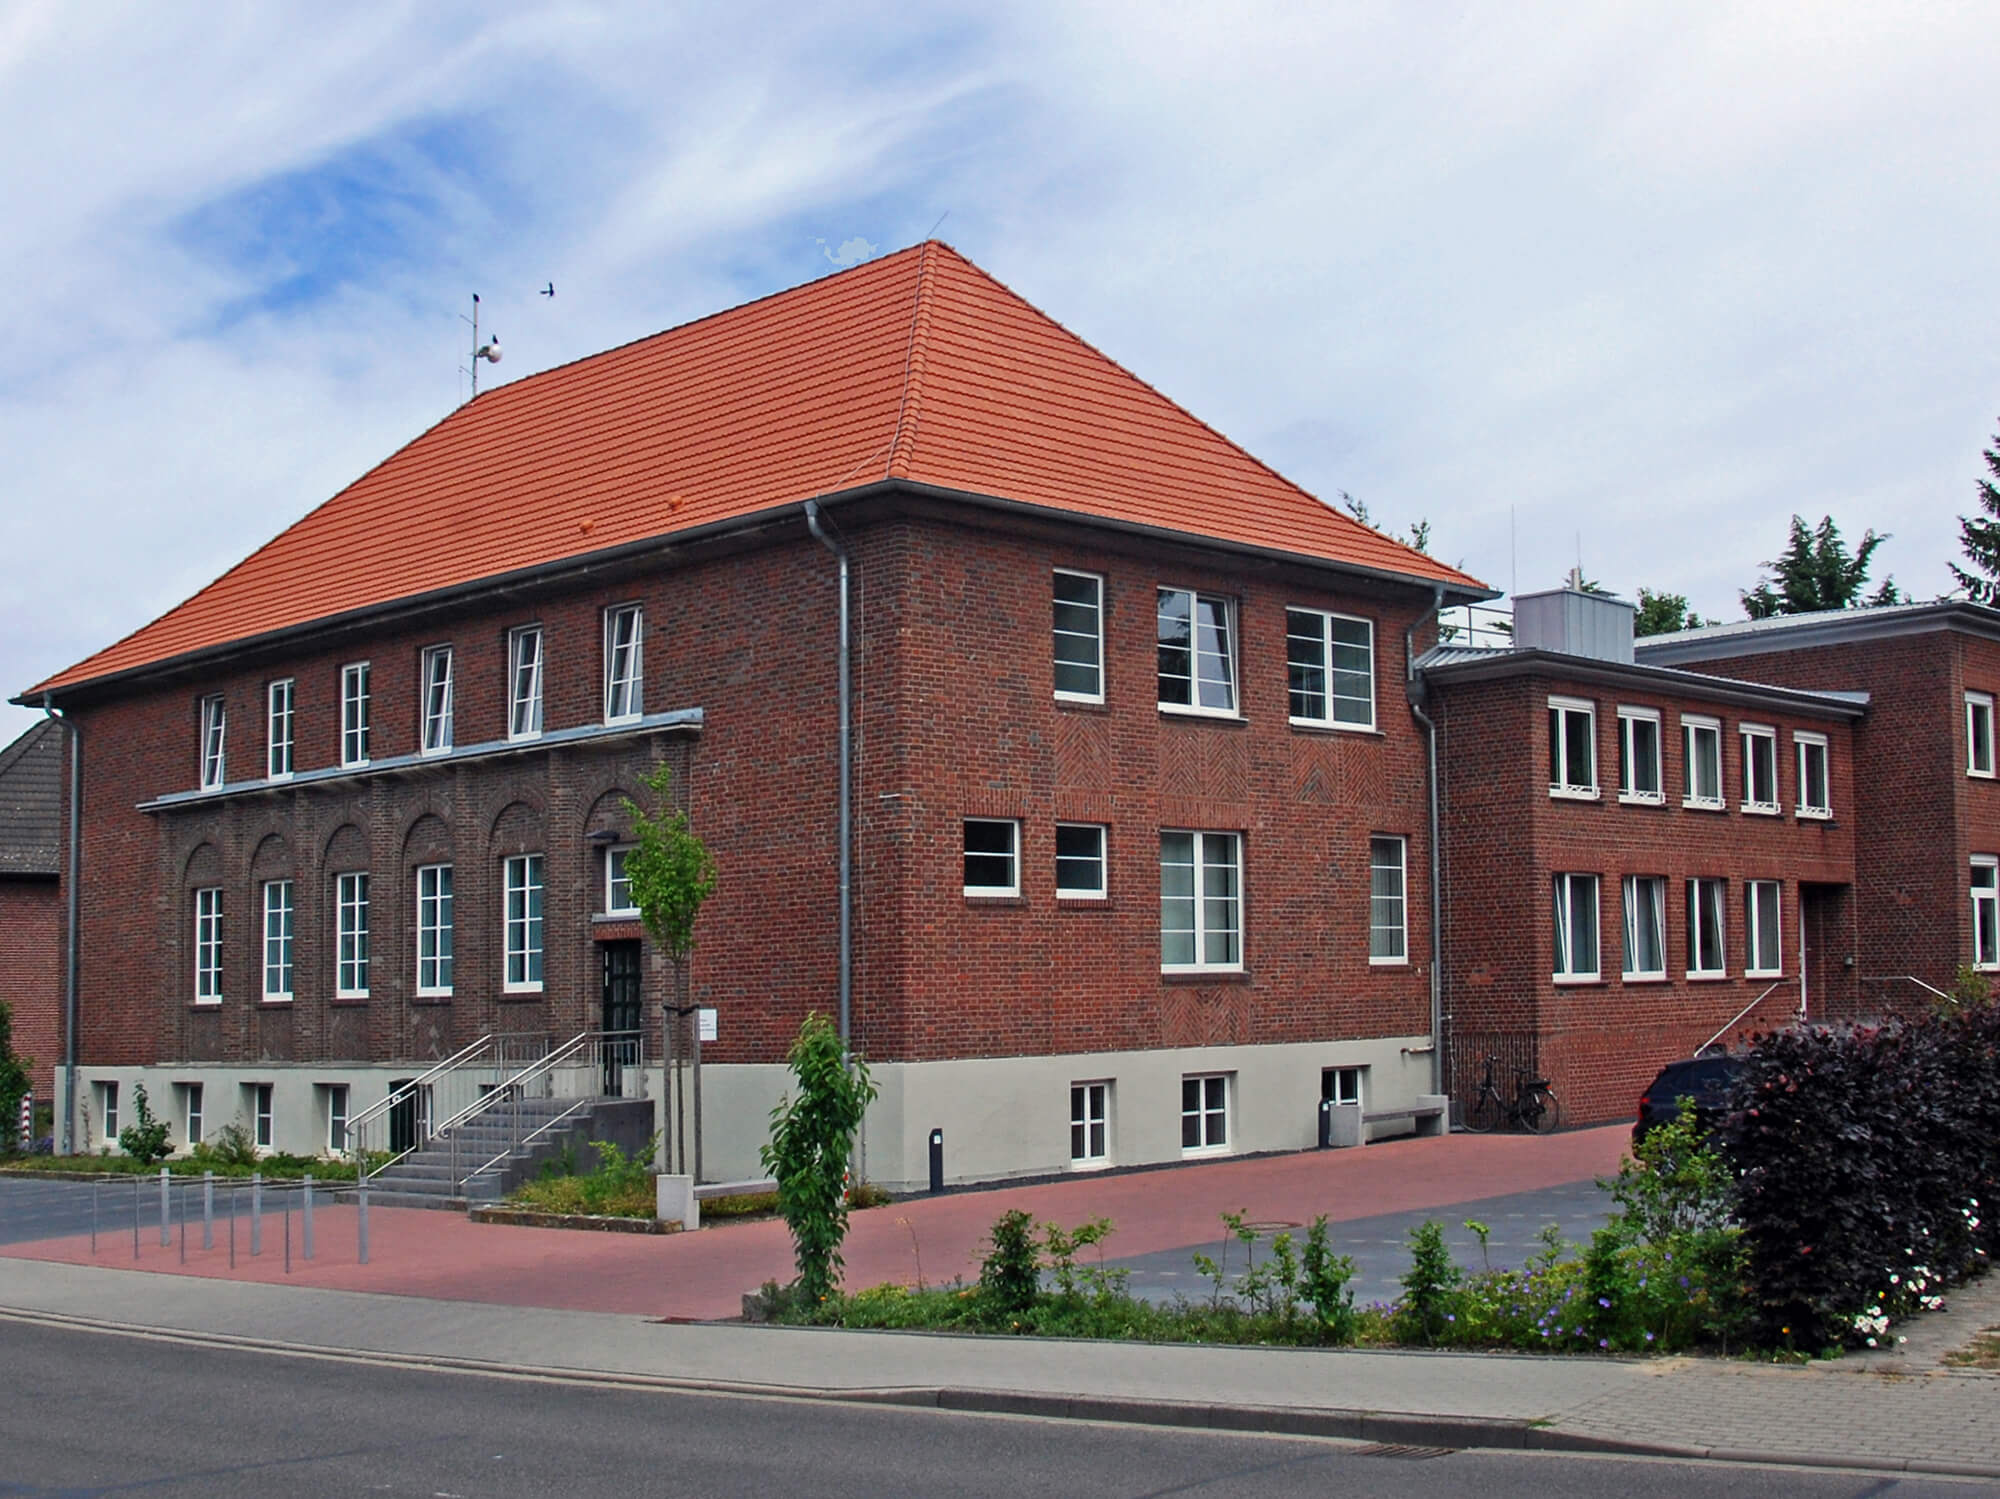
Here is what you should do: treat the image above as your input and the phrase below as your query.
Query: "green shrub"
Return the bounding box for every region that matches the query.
[193,1121,259,1169]
[1394,1220,1462,1344]
[0,1001,31,1156]
[116,1083,172,1165]
[509,1135,658,1218]
[761,1013,878,1304]
[978,1209,1039,1317]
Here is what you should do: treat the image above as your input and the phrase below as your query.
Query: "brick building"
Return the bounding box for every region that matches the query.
[19,242,1493,1184]
[0,718,63,1111]
[1420,587,1865,1124]
[1636,601,2000,1019]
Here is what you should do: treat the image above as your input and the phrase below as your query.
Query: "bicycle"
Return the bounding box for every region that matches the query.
[1459,1055,1562,1134]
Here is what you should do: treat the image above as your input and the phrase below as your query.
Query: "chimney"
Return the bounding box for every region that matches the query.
[1513,577,1635,664]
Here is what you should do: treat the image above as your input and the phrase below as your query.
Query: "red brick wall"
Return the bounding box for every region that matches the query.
[1433,668,1858,1124]
[0,877,59,1100]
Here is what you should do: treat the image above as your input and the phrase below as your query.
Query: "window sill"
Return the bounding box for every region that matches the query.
[1288,719,1382,737]
[1162,968,1250,983]
[1682,800,1727,813]
[414,990,454,1003]
[1551,974,1603,986]
[266,772,293,785]
[964,891,1024,903]
[1796,809,1833,821]
[1368,956,1410,968]
[503,984,545,997]
[1054,693,1107,711]
[332,994,370,1006]
[1181,1145,1232,1159]
[1548,787,1600,802]
[1618,793,1665,807]
[1622,972,1670,984]
[1740,804,1781,817]
[1057,892,1110,904]
[189,1000,222,1010]
[259,997,294,1007]
[1970,769,1996,780]
[508,731,543,745]
[1158,705,1245,724]
[1745,969,1786,981]
[1069,1159,1112,1172]
[1686,971,1730,982]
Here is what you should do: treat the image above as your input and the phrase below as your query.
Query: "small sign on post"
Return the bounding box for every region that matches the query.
[696,1007,718,1043]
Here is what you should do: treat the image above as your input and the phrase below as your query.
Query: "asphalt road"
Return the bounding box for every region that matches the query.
[0,1318,1982,1498]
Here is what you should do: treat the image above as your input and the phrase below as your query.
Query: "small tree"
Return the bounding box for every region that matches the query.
[761,1012,878,1304]
[1634,587,1713,637]
[117,1082,172,1165]
[0,1001,30,1155]
[1952,417,2000,604]
[1741,515,1899,618]
[621,763,717,968]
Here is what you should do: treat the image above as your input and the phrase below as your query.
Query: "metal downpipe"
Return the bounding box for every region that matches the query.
[802,501,852,1052]
[41,695,79,1155]
[1406,586,1448,1098]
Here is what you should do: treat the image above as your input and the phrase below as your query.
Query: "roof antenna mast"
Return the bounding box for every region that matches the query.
[461,293,503,402]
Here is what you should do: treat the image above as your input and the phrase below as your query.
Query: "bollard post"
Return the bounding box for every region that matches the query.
[90,1179,98,1255]
[202,1171,214,1251]
[179,1180,187,1265]
[302,1174,314,1261]
[284,1192,291,1274]
[357,1176,369,1266]
[250,1172,262,1256]
[228,1183,236,1269]
[159,1167,171,1247]
[928,1128,944,1195]
[132,1177,140,1260]
[1318,1098,1333,1150]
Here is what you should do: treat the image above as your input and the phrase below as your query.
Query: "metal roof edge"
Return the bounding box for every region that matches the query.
[1634,601,2000,665]
[1416,647,1869,719]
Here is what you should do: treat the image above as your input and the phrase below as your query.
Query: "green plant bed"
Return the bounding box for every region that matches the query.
[700,1190,779,1221]
[506,1136,657,1219]
[2,1154,358,1182]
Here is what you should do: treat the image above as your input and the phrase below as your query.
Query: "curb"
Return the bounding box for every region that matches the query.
[5,1303,1996,1480]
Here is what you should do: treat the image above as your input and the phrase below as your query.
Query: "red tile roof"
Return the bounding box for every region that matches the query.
[29,242,1487,696]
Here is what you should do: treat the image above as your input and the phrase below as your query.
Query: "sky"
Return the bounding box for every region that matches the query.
[5,1,1999,742]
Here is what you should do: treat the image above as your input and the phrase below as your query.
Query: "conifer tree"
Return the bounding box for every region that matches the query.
[1951,418,2000,604]
[1741,515,1899,619]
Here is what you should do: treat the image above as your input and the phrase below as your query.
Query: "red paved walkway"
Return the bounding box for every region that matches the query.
[0,1126,1629,1321]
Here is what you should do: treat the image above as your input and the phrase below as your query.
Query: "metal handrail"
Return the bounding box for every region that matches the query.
[346,1033,494,1137]
[440,1030,644,1194]
[464,1096,596,1186]
[1860,974,1956,1005]
[1695,979,1790,1056]
[430,1029,592,1140]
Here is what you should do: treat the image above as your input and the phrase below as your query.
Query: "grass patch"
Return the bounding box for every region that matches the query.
[1945,1328,2000,1369]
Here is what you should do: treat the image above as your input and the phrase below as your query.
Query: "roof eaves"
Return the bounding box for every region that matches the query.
[1635,601,2000,664]
[1418,646,1868,719]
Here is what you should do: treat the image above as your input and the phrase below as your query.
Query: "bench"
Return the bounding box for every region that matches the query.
[1322,1094,1448,1148]
[658,1176,778,1230]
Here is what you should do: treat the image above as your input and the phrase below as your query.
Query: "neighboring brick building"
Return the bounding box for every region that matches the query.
[1420,587,1864,1124]
[19,242,1492,1183]
[1636,601,2000,1019]
[0,718,63,1112]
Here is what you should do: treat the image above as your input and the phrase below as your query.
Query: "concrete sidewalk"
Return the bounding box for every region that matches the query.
[3,1256,1996,1479]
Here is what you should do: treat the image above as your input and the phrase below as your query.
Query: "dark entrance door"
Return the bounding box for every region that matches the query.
[388,1079,417,1156]
[601,941,643,1095]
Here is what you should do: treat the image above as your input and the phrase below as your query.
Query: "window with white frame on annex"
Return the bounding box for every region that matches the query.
[604,604,644,723]
[1181,1073,1230,1153]
[1070,1081,1110,1166]
[199,694,227,789]
[100,1080,119,1141]
[1160,830,1242,972]
[1682,715,1723,809]
[1969,693,1995,778]
[266,678,294,780]
[1621,875,1667,980]
[606,845,637,915]
[1055,823,1107,899]
[251,1083,273,1149]
[1156,587,1237,715]
[1052,570,1104,703]
[508,625,544,740]
[420,646,454,754]
[262,880,295,1001]
[335,873,370,998]
[1552,872,1600,982]
[183,1082,203,1148]
[324,1083,349,1153]
[1617,707,1663,804]
[963,819,1020,897]
[1740,725,1779,813]
[340,663,371,767]
[1795,732,1831,818]
[1973,858,1999,971]
[1322,1066,1364,1108]
[194,887,223,1003]
[1287,608,1376,729]
[416,863,454,995]
[504,854,545,991]
[1746,880,1783,977]
[1547,697,1597,798]
[1687,877,1727,977]
[1369,835,1407,964]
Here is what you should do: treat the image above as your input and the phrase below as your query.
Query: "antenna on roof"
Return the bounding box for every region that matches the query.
[459,293,503,403]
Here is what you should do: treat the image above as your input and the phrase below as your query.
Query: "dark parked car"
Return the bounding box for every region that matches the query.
[1633,1055,1745,1144]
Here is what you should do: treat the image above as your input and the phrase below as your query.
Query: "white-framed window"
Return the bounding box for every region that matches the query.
[1746,880,1783,976]
[1070,1081,1110,1166]
[1322,1066,1364,1108]
[1687,877,1727,977]
[606,845,637,915]
[605,604,644,723]
[100,1080,119,1142]
[199,694,227,789]
[420,646,454,754]
[1287,608,1376,730]
[183,1083,203,1148]
[1795,732,1831,818]
[416,863,454,995]
[194,887,223,1003]
[262,880,294,1001]
[508,625,544,740]
[251,1083,273,1149]
[340,662,371,767]
[1617,707,1663,804]
[336,873,370,998]
[1160,830,1242,972]
[504,854,545,991]
[1740,725,1779,813]
[324,1083,349,1153]
[1682,715,1723,809]
[1369,835,1407,964]
[1973,858,1999,971]
[1181,1073,1230,1154]
[1157,587,1237,716]
[1621,875,1667,980]
[1552,872,1600,982]
[1547,696,1597,798]
[1960,695,1992,779]
[1053,569,1104,703]
[1055,823,1107,899]
[267,679,294,780]
[963,819,1020,897]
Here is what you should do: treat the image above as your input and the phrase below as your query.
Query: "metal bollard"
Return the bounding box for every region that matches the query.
[179,1181,187,1265]
[250,1172,262,1256]
[1318,1097,1333,1149]
[132,1177,140,1261]
[228,1184,236,1268]
[929,1128,945,1194]
[302,1174,314,1261]
[284,1192,291,1274]
[90,1179,98,1255]
[159,1167,171,1247]
[203,1171,214,1250]
[357,1177,369,1265]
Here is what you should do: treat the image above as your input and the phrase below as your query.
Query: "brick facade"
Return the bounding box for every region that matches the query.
[0,877,59,1101]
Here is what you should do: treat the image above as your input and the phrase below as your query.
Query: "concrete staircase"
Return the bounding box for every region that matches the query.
[360,1097,653,1211]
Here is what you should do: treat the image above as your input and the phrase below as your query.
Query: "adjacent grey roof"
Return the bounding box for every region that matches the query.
[1415,644,1869,720]
[0,719,62,876]
[1634,599,2000,666]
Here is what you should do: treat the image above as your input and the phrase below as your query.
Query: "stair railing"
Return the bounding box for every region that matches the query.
[442,1030,647,1195]
[1694,979,1791,1057]
[347,1032,553,1189]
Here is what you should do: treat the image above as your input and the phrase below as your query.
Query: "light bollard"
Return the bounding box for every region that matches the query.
[302,1174,315,1261]
[250,1172,262,1256]
[202,1171,213,1251]
[158,1167,171,1247]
